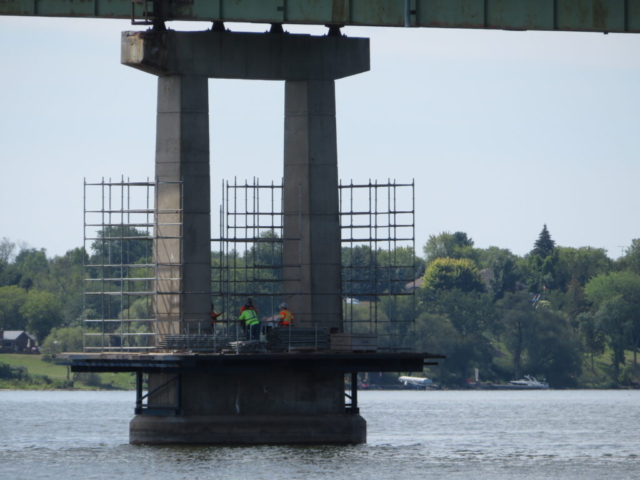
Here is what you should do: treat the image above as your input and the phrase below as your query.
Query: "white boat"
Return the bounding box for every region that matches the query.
[399,376,433,388]
[507,375,549,389]
[468,370,549,390]
[480,375,549,390]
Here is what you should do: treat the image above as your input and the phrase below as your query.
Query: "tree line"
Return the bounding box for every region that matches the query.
[407,227,640,388]
[1,225,639,388]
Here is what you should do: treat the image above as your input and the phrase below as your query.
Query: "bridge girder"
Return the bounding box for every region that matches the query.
[0,0,639,34]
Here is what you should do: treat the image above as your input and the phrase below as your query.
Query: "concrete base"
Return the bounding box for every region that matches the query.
[130,414,366,445]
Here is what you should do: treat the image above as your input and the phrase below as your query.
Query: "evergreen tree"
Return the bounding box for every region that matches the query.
[531,224,556,259]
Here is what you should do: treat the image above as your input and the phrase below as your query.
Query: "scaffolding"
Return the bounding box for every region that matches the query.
[211,178,293,332]
[339,180,417,351]
[212,179,418,352]
[83,177,182,352]
[84,177,418,353]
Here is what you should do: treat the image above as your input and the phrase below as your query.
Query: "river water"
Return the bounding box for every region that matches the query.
[1,390,638,479]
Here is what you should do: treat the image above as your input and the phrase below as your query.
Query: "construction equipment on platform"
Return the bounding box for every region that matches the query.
[267,327,329,352]
[227,340,264,354]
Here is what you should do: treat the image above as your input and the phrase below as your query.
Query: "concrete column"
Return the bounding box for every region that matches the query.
[283,80,342,332]
[154,75,211,337]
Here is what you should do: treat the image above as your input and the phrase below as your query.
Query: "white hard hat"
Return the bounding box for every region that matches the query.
[279,303,287,309]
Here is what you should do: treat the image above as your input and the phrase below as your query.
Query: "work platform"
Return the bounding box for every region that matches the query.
[64,351,442,374]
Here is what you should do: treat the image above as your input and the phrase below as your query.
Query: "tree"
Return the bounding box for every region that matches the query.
[617,238,640,274]
[498,292,535,379]
[423,231,478,266]
[41,326,84,356]
[594,298,628,382]
[524,307,583,387]
[20,290,63,342]
[554,246,612,292]
[90,226,151,266]
[422,258,484,294]
[37,248,87,325]
[531,224,556,259]
[563,277,589,327]
[0,237,16,263]
[478,247,521,300]
[0,285,28,330]
[585,271,640,368]
[577,312,606,372]
[523,237,559,293]
[426,289,496,338]
[13,248,49,289]
[376,246,426,294]
[498,291,582,386]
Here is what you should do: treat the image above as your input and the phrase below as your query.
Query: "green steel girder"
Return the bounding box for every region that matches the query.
[0,0,639,33]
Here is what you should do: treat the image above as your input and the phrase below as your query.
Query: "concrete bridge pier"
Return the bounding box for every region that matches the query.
[283,79,342,332]
[122,29,370,444]
[154,74,211,337]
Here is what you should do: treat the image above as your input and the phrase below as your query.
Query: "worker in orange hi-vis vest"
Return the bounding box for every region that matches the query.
[210,303,224,326]
[279,303,294,327]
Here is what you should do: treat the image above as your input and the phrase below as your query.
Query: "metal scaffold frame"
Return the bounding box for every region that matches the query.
[210,178,295,333]
[83,177,417,352]
[339,179,418,352]
[212,178,418,352]
[82,177,183,352]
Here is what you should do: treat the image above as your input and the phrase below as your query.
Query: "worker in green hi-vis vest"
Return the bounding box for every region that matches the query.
[239,302,260,341]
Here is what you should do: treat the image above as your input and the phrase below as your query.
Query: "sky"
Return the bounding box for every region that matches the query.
[0,17,639,260]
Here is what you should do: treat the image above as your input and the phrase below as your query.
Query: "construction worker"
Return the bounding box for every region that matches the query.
[211,303,224,326]
[240,297,257,315]
[239,301,260,341]
[279,302,294,327]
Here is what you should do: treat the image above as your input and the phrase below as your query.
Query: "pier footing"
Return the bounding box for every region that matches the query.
[130,414,366,445]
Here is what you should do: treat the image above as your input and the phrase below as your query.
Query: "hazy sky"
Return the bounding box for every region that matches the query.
[0,17,638,259]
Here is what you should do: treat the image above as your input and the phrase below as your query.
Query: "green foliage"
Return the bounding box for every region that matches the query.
[523,307,582,387]
[20,290,63,342]
[522,249,559,293]
[41,326,84,357]
[496,291,582,386]
[480,247,521,300]
[616,238,640,274]
[594,298,629,382]
[426,289,496,338]
[38,248,86,326]
[342,245,422,298]
[531,224,556,259]
[422,258,484,294]
[577,312,606,372]
[0,285,28,330]
[0,237,16,263]
[423,231,478,266]
[90,226,151,266]
[1,227,639,390]
[554,246,612,291]
[585,271,640,374]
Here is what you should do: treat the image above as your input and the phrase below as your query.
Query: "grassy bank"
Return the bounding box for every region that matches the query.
[0,354,136,390]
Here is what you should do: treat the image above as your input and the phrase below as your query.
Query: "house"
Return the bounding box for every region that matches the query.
[0,330,38,353]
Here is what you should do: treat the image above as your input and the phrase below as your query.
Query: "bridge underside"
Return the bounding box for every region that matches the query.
[2,0,640,33]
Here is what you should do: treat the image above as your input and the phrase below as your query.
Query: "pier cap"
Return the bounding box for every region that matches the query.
[122,30,370,80]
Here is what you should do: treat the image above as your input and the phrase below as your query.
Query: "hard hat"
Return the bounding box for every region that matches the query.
[279,303,288,309]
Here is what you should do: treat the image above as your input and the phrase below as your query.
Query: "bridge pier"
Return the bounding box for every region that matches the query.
[130,370,365,445]
[122,29,370,445]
